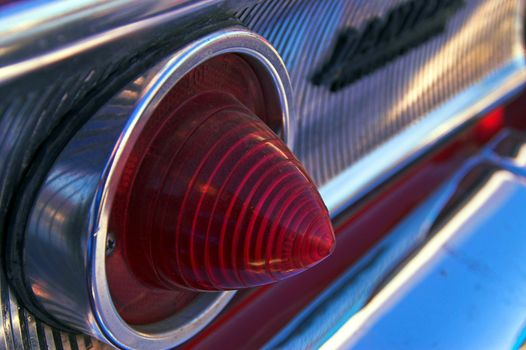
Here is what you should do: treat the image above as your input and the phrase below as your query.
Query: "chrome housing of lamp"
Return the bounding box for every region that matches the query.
[5,27,293,350]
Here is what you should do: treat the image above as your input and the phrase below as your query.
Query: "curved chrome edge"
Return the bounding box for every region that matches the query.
[320,56,526,217]
[90,26,293,349]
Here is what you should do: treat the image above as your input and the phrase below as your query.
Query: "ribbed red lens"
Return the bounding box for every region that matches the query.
[106,54,334,323]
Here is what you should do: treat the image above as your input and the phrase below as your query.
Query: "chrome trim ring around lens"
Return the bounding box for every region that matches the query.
[93,27,294,349]
[22,27,293,349]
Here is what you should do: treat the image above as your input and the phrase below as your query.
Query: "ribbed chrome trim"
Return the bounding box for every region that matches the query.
[239,0,526,211]
[321,57,526,216]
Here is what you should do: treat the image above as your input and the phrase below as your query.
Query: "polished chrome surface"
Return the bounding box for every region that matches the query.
[20,27,292,349]
[0,266,111,350]
[240,0,526,215]
[486,129,526,172]
[267,129,526,349]
[323,175,526,348]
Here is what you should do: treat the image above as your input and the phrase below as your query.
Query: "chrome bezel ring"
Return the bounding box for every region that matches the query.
[92,27,293,349]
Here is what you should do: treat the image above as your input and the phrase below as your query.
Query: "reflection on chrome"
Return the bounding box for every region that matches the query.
[321,59,526,217]
[324,171,515,349]
[268,130,526,349]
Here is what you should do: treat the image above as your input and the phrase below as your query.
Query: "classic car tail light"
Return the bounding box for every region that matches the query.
[106,54,334,324]
[5,28,334,349]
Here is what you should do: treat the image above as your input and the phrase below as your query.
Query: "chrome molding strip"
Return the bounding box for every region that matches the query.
[322,134,526,349]
[321,57,526,217]
[267,129,526,349]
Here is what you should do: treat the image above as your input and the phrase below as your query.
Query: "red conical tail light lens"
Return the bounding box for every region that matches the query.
[106,54,334,324]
